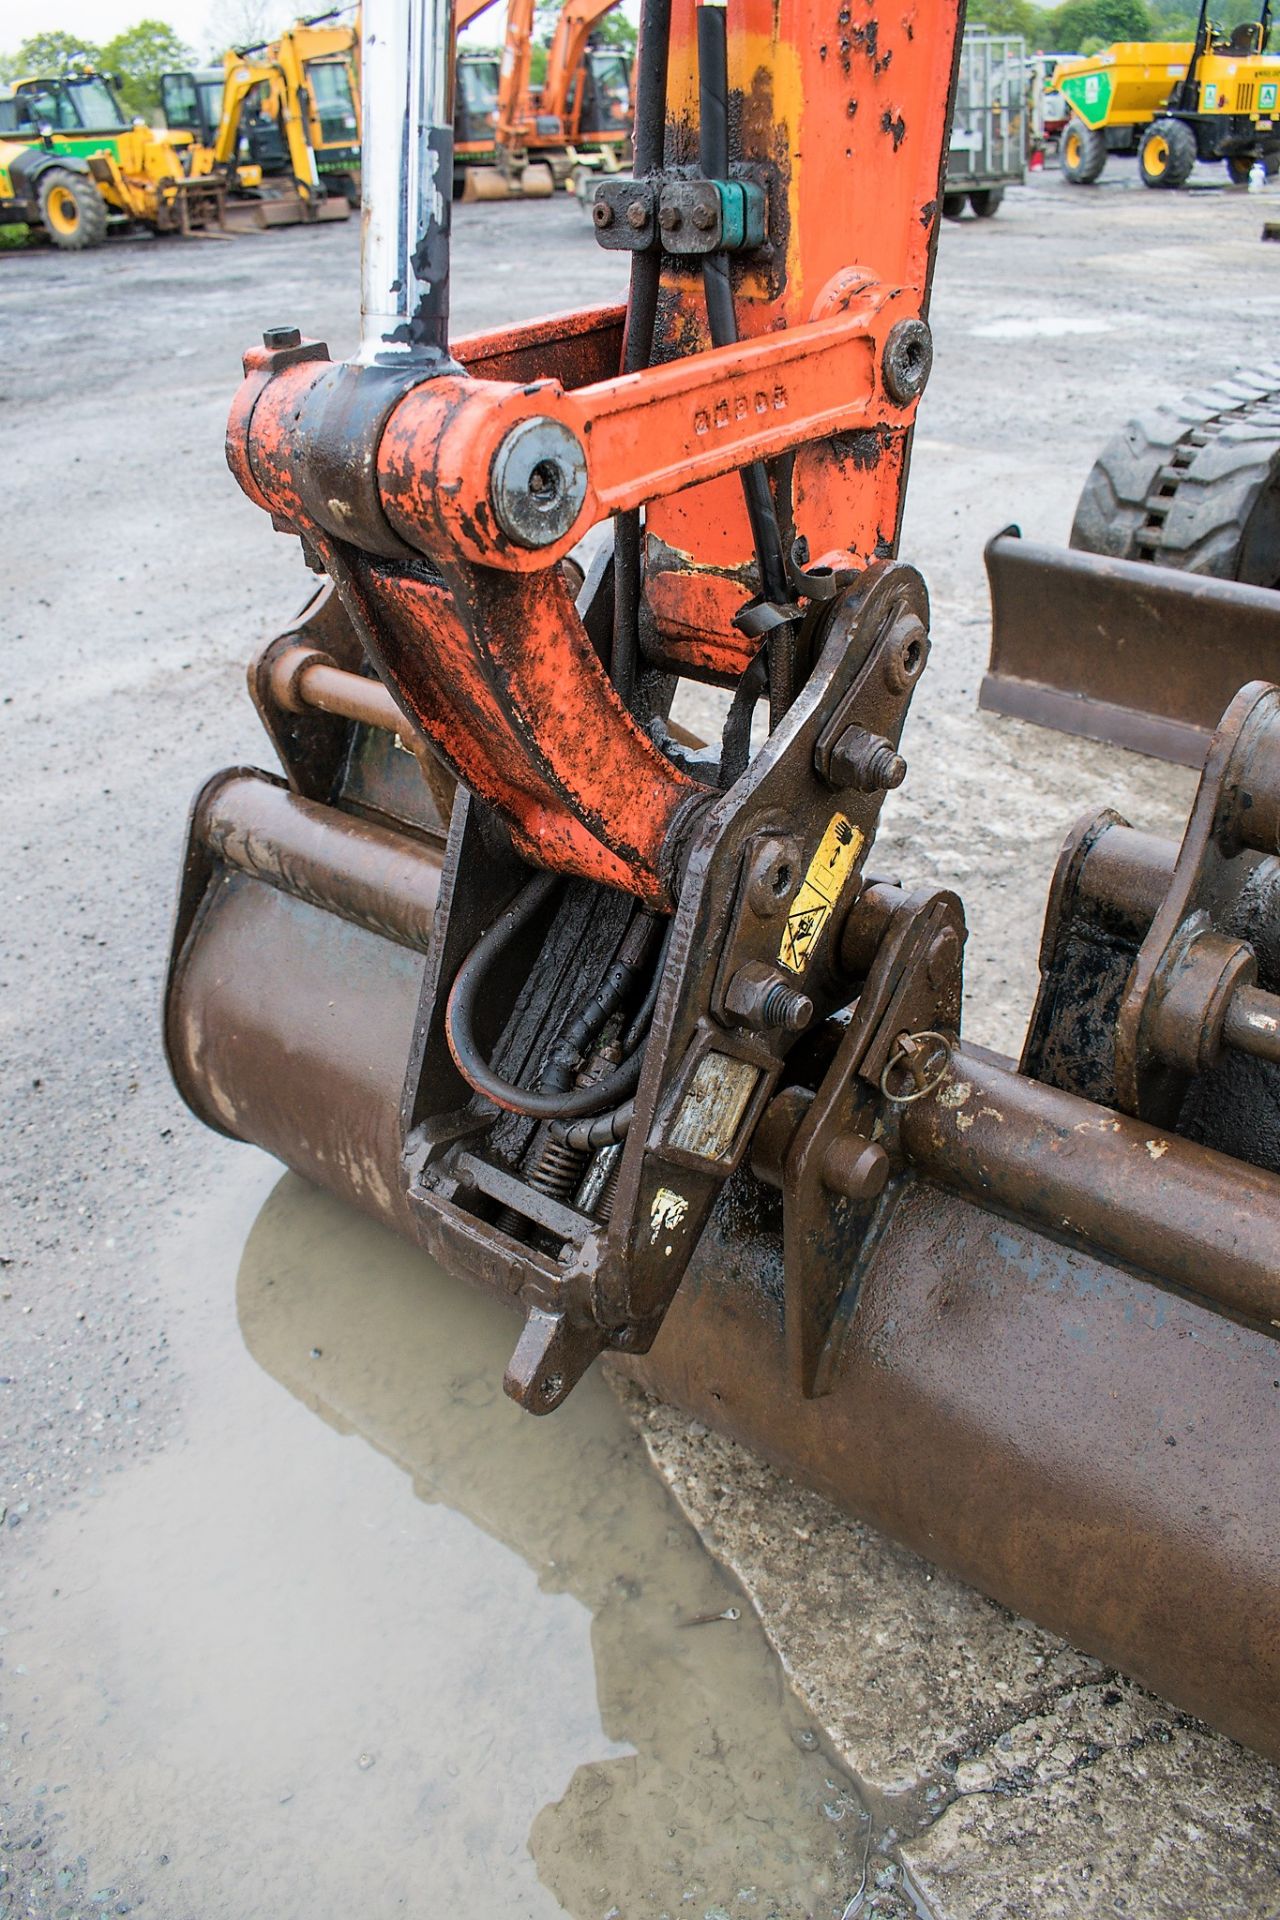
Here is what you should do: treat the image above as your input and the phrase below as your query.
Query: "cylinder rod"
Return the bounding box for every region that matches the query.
[360,0,455,360]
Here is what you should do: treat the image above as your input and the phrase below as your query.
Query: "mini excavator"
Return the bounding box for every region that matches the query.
[166,0,1280,1762]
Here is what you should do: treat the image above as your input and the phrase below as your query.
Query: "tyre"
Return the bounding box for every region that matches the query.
[942,193,966,220]
[37,167,108,250]
[1060,116,1107,184]
[969,187,1004,217]
[1070,364,1280,587]
[1225,153,1255,184]
[1138,118,1197,189]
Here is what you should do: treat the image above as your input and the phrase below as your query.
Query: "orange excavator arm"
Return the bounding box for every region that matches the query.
[539,0,621,121]
[494,0,537,149]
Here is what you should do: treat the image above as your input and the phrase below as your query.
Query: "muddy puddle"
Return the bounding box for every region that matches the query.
[1,1166,874,1919]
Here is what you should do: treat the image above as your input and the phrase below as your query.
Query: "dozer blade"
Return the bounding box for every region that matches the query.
[520,162,556,196]
[980,526,1280,765]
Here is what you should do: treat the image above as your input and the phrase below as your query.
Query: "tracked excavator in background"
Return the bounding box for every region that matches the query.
[456,0,631,197]
[166,0,1280,1765]
[160,15,361,229]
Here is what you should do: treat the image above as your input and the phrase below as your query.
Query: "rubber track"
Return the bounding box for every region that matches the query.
[1070,363,1280,582]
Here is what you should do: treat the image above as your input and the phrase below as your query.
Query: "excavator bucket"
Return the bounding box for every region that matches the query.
[220,186,352,230]
[167,0,1280,1770]
[981,370,1280,764]
[461,165,516,200]
[979,527,1280,764]
[460,161,555,199]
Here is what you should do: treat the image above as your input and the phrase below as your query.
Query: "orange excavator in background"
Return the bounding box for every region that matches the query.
[457,0,632,199]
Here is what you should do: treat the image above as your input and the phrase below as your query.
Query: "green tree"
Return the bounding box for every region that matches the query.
[1048,0,1152,47]
[4,30,102,80]
[100,19,196,116]
[968,0,1047,36]
[592,11,638,52]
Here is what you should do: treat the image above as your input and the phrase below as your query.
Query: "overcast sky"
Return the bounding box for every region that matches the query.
[2,0,629,63]
[3,0,314,60]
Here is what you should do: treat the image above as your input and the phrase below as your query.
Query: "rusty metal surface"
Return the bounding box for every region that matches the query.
[980,528,1280,765]
[163,845,1280,1763]
[1024,697,1280,1174]
[898,1048,1280,1330]
[394,564,934,1410]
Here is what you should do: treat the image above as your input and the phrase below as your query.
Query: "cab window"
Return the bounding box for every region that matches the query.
[65,76,127,129]
[305,60,358,141]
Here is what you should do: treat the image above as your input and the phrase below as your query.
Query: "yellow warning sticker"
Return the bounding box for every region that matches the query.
[778,813,864,975]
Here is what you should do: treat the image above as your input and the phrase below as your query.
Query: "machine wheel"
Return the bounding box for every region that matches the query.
[1060,117,1107,184]
[969,187,1004,217]
[37,167,108,250]
[1138,118,1197,189]
[1071,365,1280,586]
[941,193,966,219]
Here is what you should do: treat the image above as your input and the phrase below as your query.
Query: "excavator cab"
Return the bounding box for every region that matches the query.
[11,72,129,135]
[569,44,632,145]
[160,68,227,148]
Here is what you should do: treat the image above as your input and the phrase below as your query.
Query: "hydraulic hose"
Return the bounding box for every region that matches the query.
[612,0,674,701]
[445,876,649,1120]
[696,0,798,731]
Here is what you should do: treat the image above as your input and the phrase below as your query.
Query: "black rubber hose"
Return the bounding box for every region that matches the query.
[611,0,674,701]
[555,1100,637,1152]
[550,917,674,1146]
[695,0,796,725]
[445,876,647,1119]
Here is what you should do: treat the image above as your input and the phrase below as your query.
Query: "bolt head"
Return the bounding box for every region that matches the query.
[658,203,681,231]
[625,199,648,228]
[691,202,717,231]
[262,325,302,350]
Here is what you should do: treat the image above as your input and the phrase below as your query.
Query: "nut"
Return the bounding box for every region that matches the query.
[592,198,614,228]
[725,962,813,1033]
[829,726,907,793]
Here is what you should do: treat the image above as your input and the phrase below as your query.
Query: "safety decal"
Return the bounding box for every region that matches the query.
[779,813,865,974]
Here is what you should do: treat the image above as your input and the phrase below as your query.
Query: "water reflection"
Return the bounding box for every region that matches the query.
[237,1174,869,1918]
[0,1169,869,1920]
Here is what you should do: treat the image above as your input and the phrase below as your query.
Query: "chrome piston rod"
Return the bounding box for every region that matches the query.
[360,0,455,359]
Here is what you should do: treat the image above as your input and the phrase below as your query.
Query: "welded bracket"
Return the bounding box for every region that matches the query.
[1116,681,1280,1124]
[765,885,966,1398]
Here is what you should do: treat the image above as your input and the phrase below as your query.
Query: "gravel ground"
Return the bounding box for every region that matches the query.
[1,163,1278,1917]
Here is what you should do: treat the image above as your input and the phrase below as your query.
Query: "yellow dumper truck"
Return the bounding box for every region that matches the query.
[1057,0,1280,186]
